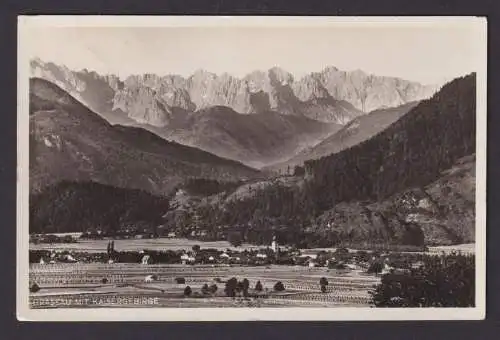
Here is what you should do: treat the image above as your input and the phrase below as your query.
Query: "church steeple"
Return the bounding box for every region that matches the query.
[271,234,278,253]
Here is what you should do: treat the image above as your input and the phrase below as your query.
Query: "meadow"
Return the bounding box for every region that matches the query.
[29,236,475,255]
[29,263,379,308]
[29,237,261,253]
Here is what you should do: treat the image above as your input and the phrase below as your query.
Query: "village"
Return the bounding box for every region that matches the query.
[30,233,425,277]
[28,230,476,309]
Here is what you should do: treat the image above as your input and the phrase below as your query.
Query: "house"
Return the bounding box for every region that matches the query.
[141,255,152,265]
[308,259,319,267]
[144,274,158,283]
[220,252,230,259]
[62,254,77,263]
[180,253,195,264]
[381,263,394,275]
[411,261,425,269]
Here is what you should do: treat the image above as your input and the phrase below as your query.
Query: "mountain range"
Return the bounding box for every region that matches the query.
[165,74,476,246]
[28,58,475,246]
[30,58,437,167]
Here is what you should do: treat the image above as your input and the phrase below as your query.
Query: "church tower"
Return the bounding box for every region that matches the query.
[271,235,277,252]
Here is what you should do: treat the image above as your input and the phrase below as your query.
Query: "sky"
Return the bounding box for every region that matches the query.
[24,19,485,86]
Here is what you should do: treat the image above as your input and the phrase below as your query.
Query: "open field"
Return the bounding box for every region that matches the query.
[427,243,475,254]
[29,264,379,308]
[30,236,475,255]
[29,237,261,253]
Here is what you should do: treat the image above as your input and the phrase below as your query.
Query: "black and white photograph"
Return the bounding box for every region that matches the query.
[17,16,487,321]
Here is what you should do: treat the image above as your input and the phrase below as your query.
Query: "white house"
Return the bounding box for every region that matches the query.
[381,263,394,275]
[144,274,158,283]
[256,253,268,259]
[141,255,152,265]
[308,260,319,268]
[180,253,195,264]
[220,252,230,259]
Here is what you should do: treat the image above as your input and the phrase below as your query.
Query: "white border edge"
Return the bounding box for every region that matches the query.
[16,15,488,322]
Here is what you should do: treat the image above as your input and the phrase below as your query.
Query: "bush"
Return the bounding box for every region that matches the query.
[209,284,218,294]
[225,277,238,297]
[371,254,475,307]
[175,277,186,284]
[184,286,192,296]
[255,280,263,291]
[367,261,384,275]
[274,281,285,292]
[241,278,250,297]
[29,282,40,293]
[228,232,243,247]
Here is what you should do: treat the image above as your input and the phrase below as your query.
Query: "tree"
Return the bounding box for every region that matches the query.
[29,282,40,293]
[294,165,305,177]
[201,283,210,295]
[184,286,192,296]
[274,281,285,292]
[320,277,329,293]
[255,280,263,292]
[367,261,384,275]
[225,277,238,297]
[209,284,218,294]
[371,253,475,307]
[101,277,108,284]
[192,245,201,253]
[242,278,250,297]
[228,232,243,247]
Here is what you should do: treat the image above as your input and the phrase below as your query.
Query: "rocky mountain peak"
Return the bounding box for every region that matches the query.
[30,58,436,127]
[268,66,294,86]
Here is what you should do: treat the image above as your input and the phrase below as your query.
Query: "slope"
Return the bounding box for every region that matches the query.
[138,106,343,168]
[271,101,419,171]
[29,78,262,196]
[164,74,476,246]
[30,181,170,234]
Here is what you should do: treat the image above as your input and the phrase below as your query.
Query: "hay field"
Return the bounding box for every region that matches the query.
[29,237,260,253]
[29,264,379,308]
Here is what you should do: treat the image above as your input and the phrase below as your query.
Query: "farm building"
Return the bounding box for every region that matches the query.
[141,255,152,264]
[144,274,158,282]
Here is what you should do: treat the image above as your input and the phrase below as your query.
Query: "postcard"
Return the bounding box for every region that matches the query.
[17,15,487,321]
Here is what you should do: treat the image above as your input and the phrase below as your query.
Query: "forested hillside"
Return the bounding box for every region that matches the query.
[29,78,262,196]
[303,73,475,209]
[271,101,418,171]
[162,74,476,247]
[30,181,170,234]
